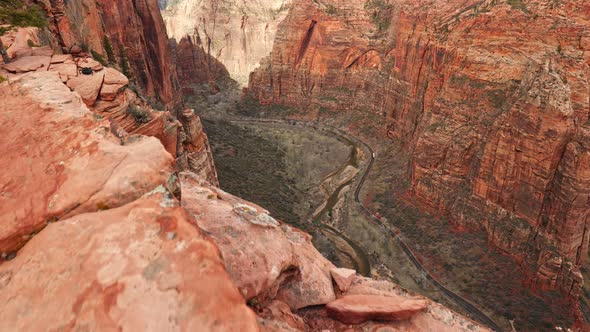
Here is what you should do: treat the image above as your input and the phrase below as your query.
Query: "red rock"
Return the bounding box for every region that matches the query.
[76,57,103,71]
[177,109,219,186]
[326,295,428,325]
[99,68,129,101]
[180,173,336,309]
[330,268,357,292]
[50,54,73,64]
[1,27,41,59]
[48,62,77,82]
[30,46,54,57]
[42,0,182,110]
[0,191,258,331]
[248,0,590,297]
[0,71,173,256]
[66,70,105,106]
[2,55,50,73]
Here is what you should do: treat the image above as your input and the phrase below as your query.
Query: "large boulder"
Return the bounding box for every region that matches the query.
[180,172,336,309]
[2,55,50,73]
[66,70,105,106]
[0,190,258,331]
[0,72,173,256]
[326,295,428,325]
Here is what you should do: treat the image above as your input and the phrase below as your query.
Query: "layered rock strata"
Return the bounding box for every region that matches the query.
[0,70,486,331]
[33,0,182,110]
[1,22,219,185]
[161,0,293,85]
[248,0,590,297]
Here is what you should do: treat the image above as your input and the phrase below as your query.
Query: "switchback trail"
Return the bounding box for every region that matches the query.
[212,116,503,332]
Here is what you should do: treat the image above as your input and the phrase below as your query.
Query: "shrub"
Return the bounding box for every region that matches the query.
[91,50,107,66]
[127,105,151,124]
[0,0,48,34]
[0,75,6,83]
[103,36,115,64]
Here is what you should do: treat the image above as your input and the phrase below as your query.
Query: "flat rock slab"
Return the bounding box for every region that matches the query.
[76,57,104,71]
[326,294,428,325]
[50,54,74,64]
[0,192,258,331]
[2,56,51,73]
[49,63,78,82]
[66,71,105,106]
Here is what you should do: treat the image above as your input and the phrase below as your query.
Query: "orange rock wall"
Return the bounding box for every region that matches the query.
[249,0,590,296]
[35,0,182,110]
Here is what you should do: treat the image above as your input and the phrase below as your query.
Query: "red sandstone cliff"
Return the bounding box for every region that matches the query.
[161,0,292,85]
[33,0,182,110]
[0,69,487,331]
[248,0,590,297]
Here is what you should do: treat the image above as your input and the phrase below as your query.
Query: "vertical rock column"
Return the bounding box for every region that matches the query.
[177,109,219,186]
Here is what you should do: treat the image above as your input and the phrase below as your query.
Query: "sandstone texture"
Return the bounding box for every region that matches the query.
[326,295,428,324]
[249,0,590,297]
[34,0,182,110]
[161,0,292,85]
[0,67,487,331]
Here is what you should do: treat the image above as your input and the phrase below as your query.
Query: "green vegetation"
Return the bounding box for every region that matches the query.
[103,36,116,64]
[234,95,299,118]
[325,4,337,15]
[506,0,529,13]
[127,105,151,124]
[0,75,6,84]
[91,50,107,66]
[119,46,130,78]
[364,0,392,33]
[363,139,576,331]
[0,0,48,35]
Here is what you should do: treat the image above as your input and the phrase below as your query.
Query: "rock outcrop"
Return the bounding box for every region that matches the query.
[1,24,219,187]
[248,0,590,298]
[34,0,182,110]
[161,0,293,85]
[170,35,230,93]
[0,70,486,331]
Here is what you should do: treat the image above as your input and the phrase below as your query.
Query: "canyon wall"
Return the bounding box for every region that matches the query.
[0,61,486,332]
[248,0,590,297]
[34,0,182,110]
[161,0,292,85]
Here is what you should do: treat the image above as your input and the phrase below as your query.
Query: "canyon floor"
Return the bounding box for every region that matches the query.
[186,78,582,331]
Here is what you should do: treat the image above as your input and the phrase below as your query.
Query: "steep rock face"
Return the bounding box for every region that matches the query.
[177,110,219,186]
[161,0,292,85]
[35,0,182,110]
[0,72,258,331]
[170,35,230,92]
[1,24,219,187]
[248,0,590,296]
[0,71,174,256]
[0,70,486,331]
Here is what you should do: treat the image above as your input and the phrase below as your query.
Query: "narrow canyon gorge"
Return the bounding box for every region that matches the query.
[1,0,589,331]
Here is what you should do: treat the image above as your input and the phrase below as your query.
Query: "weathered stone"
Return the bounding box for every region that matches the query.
[326,295,428,325]
[2,55,50,73]
[50,54,73,64]
[0,71,173,255]
[0,191,259,331]
[76,57,103,71]
[330,268,357,292]
[66,70,105,106]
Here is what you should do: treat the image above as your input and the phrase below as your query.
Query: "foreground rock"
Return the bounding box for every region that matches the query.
[0,190,258,331]
[326,295,428,324]
[0,72,173,256]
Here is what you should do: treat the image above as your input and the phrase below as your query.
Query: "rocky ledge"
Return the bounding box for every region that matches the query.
[0,70,487,331]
